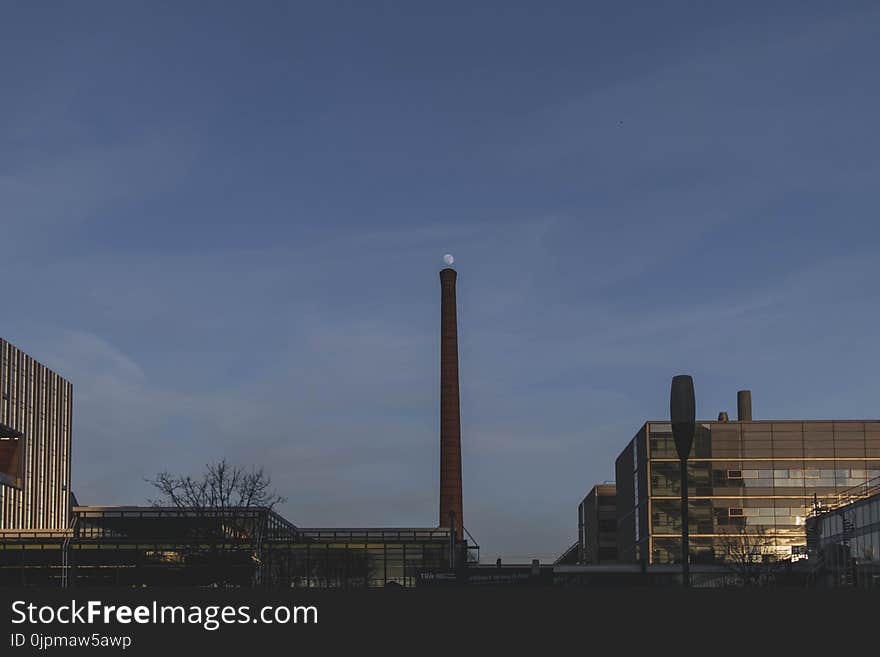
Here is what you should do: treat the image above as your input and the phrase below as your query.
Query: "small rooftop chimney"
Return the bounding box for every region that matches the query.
[717,411,729,422]
[737,390,752,422]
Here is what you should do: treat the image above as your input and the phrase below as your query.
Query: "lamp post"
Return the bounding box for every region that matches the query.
[670,375,696,588]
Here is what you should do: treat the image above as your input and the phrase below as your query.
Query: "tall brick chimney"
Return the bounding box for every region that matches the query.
[439,267,464,541]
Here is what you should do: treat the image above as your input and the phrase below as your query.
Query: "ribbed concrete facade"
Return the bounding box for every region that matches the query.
[0,338,72,530]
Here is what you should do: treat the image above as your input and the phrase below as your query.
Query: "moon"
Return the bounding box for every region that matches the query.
[443,254,455,265]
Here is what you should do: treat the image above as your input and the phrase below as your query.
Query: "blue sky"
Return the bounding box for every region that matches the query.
[2,1,879,560]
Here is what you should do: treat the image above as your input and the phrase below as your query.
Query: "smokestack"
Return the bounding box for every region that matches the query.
[737,390,752,422]
[439,267,464,541]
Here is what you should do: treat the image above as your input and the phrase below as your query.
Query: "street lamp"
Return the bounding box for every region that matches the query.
[670,375,696,588]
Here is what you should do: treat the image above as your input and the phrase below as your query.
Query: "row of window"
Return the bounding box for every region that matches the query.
[649,426,880,460]
[650,464,880,495]
[818,498,880,539]
[649,536,805,565]
[729,468,879,480]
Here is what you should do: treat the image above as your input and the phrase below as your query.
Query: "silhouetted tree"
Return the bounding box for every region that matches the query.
[717,524,781,587]
[146,459,287,586]
[148,458,285,511]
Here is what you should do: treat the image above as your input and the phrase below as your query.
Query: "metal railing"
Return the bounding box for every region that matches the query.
[811,475,880,516]
[297,528,452,542]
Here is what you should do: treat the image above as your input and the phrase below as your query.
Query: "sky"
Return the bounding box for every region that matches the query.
[2,1,880,561]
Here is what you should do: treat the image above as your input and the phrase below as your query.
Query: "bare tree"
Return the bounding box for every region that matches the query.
[146,459,287,586]
[717,524,781,587]
[148,458,285,512]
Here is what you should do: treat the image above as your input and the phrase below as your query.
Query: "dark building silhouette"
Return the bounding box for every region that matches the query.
[0,506,453,588]
[578,484,617,564]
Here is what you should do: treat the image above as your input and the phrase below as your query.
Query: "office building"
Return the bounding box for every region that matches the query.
[0,338,72,530]
[615,393,880,566]
[578,484,617,564]
[807,480,880,588]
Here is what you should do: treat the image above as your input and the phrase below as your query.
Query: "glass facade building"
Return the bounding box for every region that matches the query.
[808,486,880,588]
[615,420,880,566]
[0,506,453,588]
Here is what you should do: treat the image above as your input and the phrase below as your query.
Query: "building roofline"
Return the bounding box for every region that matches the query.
[70,507,450,536]
[644,419,880,424]
[0,336,72,384]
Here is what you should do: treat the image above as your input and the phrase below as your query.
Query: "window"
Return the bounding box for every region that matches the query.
[598,518,617,532]
[598,547,617,560]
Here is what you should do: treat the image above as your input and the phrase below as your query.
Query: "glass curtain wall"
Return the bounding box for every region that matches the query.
[643,421,880,565]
